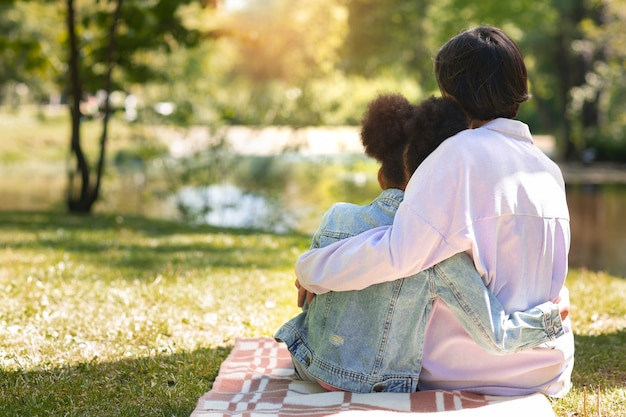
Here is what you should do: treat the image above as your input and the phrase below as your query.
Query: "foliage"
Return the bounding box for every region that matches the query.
[2,0,626,170]
[209,0,348,126]
[575,0,626,161]
[0,211,625,416]
[203,0,626,160]
[340,0,432,85]
[65,0,205,90]
[0,1,62,105]
[224,0,346,83]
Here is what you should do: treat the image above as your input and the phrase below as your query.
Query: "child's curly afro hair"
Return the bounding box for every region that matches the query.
[360,93,415,188]
[404,96,468,176]
[360,93,468,188]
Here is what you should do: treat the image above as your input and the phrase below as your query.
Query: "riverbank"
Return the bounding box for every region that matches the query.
[561,161,626,184]
[159,125,626,183]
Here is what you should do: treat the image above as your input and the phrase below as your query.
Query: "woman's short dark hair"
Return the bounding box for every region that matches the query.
[434,26,530,121]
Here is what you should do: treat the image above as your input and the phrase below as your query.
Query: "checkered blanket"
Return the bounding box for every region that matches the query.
[191,337,556,417]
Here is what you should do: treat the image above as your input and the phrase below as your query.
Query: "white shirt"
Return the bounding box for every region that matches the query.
[295,118,574,396]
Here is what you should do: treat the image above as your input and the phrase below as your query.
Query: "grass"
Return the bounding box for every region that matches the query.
[0,107,139,165]
[551,269,626,416]
[0,211,309,416]
[1,211,625,416]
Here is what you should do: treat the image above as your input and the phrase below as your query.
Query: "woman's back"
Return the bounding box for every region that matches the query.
[410,119,573,396]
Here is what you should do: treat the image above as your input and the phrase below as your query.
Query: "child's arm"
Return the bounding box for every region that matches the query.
[433,255,565,354]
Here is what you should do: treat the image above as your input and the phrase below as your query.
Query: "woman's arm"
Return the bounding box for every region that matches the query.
[296,137,473,294]
[296,201,462,293]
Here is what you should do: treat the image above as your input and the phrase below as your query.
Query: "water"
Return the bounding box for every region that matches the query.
[1,162,626,277]
[175,184,297,233]
[189,182,626,277]
[566,183,626,277]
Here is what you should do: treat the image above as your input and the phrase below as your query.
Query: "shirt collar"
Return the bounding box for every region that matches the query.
[378,187,405,203]
[482,118,533,144]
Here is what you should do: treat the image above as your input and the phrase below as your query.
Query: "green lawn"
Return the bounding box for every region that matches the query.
[0,211,624,416]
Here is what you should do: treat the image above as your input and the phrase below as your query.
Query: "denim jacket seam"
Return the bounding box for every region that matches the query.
[377,197,401,210]
[372,279,404,374]
[318,230,355,242]
[321,292,333,333]
[310,355,415,385]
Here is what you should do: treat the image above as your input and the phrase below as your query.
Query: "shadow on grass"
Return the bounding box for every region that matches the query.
[0,345,232,417]
[4,330,625,417]
[0,210,285,238]
[0,210,311,278]
[571,328,626,388]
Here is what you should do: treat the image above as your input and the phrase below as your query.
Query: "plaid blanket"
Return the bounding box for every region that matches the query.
[191,337,556,417]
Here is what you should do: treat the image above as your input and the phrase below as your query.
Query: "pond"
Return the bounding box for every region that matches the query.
[1,161,626,278]
[566,183,626,277]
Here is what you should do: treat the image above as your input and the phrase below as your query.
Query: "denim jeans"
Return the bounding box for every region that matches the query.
[275,189,563,393]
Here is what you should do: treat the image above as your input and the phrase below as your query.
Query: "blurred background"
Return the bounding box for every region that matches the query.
[0,0,625,275]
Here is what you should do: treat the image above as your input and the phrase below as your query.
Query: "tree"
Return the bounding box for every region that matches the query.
[509,0,614,161]
[529,0,606,161]
[65,0,122,212]
[340,0,434,87]
[575,0,626,161]
[63,0,208,213]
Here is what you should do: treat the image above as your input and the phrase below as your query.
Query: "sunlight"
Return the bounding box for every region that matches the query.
[224,0,248,12]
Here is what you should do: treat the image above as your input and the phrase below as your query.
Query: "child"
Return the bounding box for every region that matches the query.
[275,93,565,393]
[294,26,574,397]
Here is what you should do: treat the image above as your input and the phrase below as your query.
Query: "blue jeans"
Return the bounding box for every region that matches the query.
[275,252,562,393]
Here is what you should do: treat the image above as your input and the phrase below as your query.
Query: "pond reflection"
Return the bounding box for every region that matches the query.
[566,183,626,277]
[175,184,297,233]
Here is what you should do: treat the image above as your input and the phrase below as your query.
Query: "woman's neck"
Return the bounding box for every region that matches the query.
[469,118,493,128]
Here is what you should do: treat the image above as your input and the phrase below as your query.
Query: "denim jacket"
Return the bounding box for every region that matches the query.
[275,188,563,393]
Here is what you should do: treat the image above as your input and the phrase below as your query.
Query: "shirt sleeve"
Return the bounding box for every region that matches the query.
[295,141,476,293]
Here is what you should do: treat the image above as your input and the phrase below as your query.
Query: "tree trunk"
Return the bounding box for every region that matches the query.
[66,0,123,213]
[66,0,94,213]
[94,0,124,203]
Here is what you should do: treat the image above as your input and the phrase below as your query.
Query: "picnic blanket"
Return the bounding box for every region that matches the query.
[191,337,556,417]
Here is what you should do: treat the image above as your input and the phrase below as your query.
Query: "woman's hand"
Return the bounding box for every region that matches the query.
[295,279,315,307]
